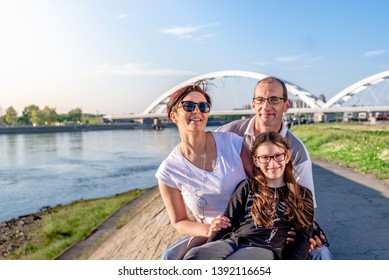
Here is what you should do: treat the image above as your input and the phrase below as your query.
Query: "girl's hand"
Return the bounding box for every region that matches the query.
[208,215,231,236]
[286,227,296,244]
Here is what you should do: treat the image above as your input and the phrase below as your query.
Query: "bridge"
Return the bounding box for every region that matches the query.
[103,70,389,123]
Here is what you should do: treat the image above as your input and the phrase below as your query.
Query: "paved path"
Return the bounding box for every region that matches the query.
[56,160,389,260]
[312,161,389,260]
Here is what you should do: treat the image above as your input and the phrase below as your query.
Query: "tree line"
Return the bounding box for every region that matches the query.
[0,105,101,126]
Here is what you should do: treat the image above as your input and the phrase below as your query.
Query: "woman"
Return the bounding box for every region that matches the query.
[155,81,250,259]
[184,131,314,260]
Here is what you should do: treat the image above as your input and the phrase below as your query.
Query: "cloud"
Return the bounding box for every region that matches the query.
[95,63,193,76]
[364,49,386,57]
[160,25,200,36]
[117,13,128,19]
[159,23,219,41]
[275,54,306,63]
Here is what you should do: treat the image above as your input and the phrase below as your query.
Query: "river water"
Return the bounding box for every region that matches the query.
[0,127,222,223]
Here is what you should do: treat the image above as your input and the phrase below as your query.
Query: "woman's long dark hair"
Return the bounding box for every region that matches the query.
[250,131,313,230]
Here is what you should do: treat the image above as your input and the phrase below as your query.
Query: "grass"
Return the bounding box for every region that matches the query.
[291,122,389,183]
[9,188,145,260]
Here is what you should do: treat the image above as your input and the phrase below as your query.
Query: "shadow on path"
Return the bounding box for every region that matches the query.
[312,161,389,260]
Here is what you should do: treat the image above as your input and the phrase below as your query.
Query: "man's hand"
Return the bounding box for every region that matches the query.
[288,226,327,251]
[309,231,327,251]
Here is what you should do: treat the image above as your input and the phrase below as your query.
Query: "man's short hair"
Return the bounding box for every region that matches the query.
[255,77,288,99]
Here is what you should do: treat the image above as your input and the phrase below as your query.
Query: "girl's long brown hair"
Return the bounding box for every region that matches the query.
[250,131,313,230]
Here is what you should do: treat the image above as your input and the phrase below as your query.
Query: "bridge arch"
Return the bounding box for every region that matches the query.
[142,70,322,115]
[323,70,389,108]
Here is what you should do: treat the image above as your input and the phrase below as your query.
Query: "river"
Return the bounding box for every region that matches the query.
[0,127,216,222]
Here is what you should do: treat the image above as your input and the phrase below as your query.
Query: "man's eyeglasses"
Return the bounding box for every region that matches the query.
[253,152,286,164]
[180,101,211,113]
[253,96,286,104]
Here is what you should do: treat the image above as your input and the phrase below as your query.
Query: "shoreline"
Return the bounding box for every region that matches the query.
[0,124,138,135]
[0,120,229,135]
[0,207,51,259]
[0,188,149,260]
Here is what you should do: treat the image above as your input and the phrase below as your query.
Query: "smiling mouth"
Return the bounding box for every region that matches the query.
[267,167,280,172]
[260,112,274,117]
[189,117,202,122]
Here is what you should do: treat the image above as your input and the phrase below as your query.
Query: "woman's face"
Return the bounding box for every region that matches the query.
[253,142,290,186]
[170,91,209,132]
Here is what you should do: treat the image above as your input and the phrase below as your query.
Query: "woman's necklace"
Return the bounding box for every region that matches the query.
[179,133,208,222]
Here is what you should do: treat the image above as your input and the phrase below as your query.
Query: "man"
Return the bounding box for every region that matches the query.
[217,77,331,260]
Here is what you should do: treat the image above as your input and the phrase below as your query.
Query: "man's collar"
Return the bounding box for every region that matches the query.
[244,117,256,138]
[278,122,287,137]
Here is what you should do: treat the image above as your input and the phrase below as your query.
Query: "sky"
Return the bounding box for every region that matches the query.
[1,0,389,115]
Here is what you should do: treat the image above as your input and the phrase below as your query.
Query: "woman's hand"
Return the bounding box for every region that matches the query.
[207,215,231,236]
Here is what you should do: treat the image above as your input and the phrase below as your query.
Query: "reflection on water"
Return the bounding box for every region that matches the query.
[0,127,190,222]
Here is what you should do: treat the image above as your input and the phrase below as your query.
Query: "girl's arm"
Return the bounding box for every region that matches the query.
[285,188,315,259]
[286,226,314,259]
[208,180,249,241]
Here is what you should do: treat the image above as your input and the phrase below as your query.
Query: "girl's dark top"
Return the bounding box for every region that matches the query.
[208,179,313,260]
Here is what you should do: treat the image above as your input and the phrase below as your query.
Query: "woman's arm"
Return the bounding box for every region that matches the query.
[159,181,211,237]
[159,181,231,238]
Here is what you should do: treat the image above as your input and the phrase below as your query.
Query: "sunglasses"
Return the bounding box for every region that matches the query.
[180,101,211,113]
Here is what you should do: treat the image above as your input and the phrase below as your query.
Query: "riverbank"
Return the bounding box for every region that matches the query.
[0,211,44,259]
[0,188,145,260]
[0,123,138,134]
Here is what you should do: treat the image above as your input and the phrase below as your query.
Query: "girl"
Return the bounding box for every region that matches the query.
[184,131,314,260]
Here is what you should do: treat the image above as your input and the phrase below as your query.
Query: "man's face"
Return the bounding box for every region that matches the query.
[251,81,290,130]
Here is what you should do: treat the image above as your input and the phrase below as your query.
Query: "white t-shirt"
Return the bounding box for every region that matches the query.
[155,131,247,224]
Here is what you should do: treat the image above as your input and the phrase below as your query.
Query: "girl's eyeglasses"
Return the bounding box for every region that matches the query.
[253,152,286,164]
[179,101,211,113]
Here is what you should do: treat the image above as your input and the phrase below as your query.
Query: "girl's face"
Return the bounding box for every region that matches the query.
[253,142,291,187]
[169,91,209,132]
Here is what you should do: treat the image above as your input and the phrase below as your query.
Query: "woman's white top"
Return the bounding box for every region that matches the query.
[156,131,247,224]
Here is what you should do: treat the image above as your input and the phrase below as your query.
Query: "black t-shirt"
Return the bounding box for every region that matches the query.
[208,180,313,260]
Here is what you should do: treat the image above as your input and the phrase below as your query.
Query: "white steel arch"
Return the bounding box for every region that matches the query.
[142,70,321,115]
[324,70,389,108]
